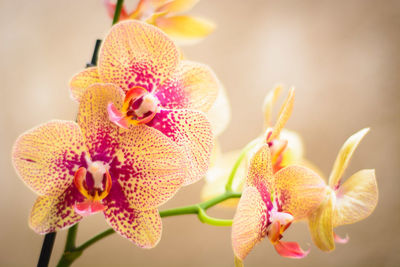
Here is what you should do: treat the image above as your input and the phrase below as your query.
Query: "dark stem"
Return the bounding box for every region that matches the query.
[112,0,124,25]
[86,39,102,68]
[37,232,56,267]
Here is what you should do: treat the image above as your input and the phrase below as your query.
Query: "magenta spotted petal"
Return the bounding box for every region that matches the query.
[147,109,213,185]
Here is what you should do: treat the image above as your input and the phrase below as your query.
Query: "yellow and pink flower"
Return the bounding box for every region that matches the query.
[232,144,326,261]
[12,84,190,248]
[70,20,219,185]
[104,0,215,44]
[308,128,378,251]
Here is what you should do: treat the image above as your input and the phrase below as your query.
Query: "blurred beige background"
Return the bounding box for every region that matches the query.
[1,0,399,266]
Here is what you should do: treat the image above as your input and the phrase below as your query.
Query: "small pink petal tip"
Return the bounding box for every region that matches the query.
[74,200,106,216]
[107,102,129,129]
[274,241,310,259]
[334,232,350,244]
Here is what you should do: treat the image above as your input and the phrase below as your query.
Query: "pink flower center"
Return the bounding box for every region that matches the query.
[107,86,160,128]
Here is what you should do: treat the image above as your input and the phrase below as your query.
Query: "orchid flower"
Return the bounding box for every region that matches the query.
[202,86,310,204]
[104,0,215,44]
[70,20,219,185]
[12,83,189,248]
[308,128,378,252]
[232,144,327,263]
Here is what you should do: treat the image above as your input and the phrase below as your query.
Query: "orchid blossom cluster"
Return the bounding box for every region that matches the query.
[12,1,378,266]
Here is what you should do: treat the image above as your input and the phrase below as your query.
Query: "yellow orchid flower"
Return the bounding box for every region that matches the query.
[104,0,215,44]
[308,128,378,251]
[232,144,327,263]
[202,86,308,204]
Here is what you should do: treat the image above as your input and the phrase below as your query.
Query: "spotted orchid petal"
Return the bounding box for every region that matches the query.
[99,20,179,93]
[232,186,267,261]
[78,83,125,158]
[156,15,215,44]
[69,67,100,102]
[274,165,327,220]
[274,241,309,259]
[103,197,162,248]
[328,128,370,189]
[155,60,219,113]
[245,144,274,189]
[147,109,212,185]
[158,0,199,13]
[12,121,87,197]
[262,85,282,128]
[333,169,378,227]
[308,192,335,251]
[79,83,187,209]
[207,84,231,136]
[29,188,83,234]
[268,88,295,142]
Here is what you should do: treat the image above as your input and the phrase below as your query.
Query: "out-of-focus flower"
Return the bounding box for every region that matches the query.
[202,86,309,204]
[308,128,378,252]
[104,0,215,44]
[232,144,327,262]
[70,20,219,185]
[12,84,189,248]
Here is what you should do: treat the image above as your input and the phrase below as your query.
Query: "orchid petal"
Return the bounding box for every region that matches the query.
[147,109,212,186]
[308,193,335,252]
[103,198,162,248]
[158,0,199,13]
[207,84,231,136]
[334,232,349,244]
[12,120,87,197]
[156,15,215,44]
[99,20,179,93]
[155,60,219,113]
[279,129,304,167]
[107,102,129,129]
[232,186,267,260]
[74,200,106,216]
[328,128,370,189]
[69,67,100,102]
[274,165,326,220]
[245,144,274,189]
[116,125,186,209]
[78,83,125,159]
[333,169,378,227]
[262,85,282,128]
[274,241,310,258]
[268,88,295,142]
[29,188,83,234]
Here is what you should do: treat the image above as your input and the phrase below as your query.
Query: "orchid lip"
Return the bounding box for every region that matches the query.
[73,161,112,216]
[108,86,161,127]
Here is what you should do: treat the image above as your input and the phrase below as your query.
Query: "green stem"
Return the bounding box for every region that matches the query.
[112,0,124,25]
[225,139,259,192]
[65,224,78,251]
[197,207,232,226]
[56,191,241,266]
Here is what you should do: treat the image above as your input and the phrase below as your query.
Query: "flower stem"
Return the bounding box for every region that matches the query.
[225,139,259,192]
[56,191,241,266]
[112,0,124,25]
[37,232,56,267]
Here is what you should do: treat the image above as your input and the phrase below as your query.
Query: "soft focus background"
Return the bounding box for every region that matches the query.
[1,0,399,266]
